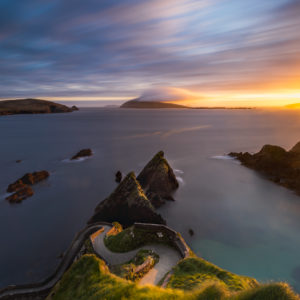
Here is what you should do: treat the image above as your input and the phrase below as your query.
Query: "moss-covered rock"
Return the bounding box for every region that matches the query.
[88,172,165,226]
[137,151,179,208]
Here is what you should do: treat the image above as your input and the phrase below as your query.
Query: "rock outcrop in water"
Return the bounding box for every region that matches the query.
[6,186,34,203]
[137,151,179,208]
[229,142,300,194]
[6,170,50,203]
[115,171,122,183]
[0,99,77,115]
[88,172,165,225]
[71,149,93,160]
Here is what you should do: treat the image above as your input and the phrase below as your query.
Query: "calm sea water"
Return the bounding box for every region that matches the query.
[1,108,300,291]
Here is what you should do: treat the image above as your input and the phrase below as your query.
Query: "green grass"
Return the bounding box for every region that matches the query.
[47,255,299,300]
[167,257,257,291]
[104,225,172,252]
[110,249,159,281]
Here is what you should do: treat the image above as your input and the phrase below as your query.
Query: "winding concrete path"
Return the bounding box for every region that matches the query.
[0,224,104,299]
[91,226,181,285]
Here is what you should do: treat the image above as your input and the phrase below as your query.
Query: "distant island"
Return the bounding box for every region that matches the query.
[0,98,78,116]
[120,99,188,109]
[229,141,300,195]
[121,99,253,109]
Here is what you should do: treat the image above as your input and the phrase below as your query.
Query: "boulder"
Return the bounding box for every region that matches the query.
[21,171,50,185]
[7,179,27,193]
[71,149,92,160]
[137,151,179,208]
[6,186,34,203]
[88,172,165,226]
[71,105,79,111]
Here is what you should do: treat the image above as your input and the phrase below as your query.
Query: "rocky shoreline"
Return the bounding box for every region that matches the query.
[229,141,300,195]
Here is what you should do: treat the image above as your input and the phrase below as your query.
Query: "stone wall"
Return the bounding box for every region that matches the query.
[134,222,190,258]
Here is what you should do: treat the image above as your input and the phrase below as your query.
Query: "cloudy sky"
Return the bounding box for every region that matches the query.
[0,0,299,106]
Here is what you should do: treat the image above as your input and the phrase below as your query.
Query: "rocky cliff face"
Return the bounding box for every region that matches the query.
[137,151,179,208]
[88,172,165,226]
[229,142,300,193]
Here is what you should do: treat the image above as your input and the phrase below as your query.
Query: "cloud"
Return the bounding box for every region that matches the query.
[137,87,203,102]
[0,0,299,104]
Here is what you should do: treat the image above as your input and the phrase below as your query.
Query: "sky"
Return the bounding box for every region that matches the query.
[0,0,300,107]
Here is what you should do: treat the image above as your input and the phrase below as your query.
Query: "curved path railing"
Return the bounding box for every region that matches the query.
[0,222,111,300]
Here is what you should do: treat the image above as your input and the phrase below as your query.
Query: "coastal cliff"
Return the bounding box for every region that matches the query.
[229,141,300,193]
[88,172,165,225]
[0,98,77,115]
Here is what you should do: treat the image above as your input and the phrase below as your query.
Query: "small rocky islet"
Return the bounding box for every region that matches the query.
[229,141,300,194]
[71,148,93,160]
[88,151,179,226]
[6,170,50,203]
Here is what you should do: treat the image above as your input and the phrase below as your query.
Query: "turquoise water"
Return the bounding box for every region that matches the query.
[0,108,300,291]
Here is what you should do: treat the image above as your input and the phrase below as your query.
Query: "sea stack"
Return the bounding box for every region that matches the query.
[88,172,165,226]
[137,151,179,208]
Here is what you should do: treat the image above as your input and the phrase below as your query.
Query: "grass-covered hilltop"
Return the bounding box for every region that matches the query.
[229,141,300,196]
[47,223,299,300]
[0,98,78,115]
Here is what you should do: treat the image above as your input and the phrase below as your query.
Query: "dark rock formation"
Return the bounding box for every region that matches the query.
[71,149,92,160]
[7,171,49,193]
[229,142,300,194]
[88,172,165,226]
[6,170,49,203]
[188,229,194,236]
[16,160,21,163]
[71,105,79,111]
[6,186,34,203]
[120,99,188,109]
[0,99,75,115]
[115,171,122,183]
[137,151,179,208]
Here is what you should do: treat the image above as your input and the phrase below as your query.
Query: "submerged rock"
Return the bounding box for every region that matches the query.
[71,149,92,160]
[6,186,34,203]
[137,151,179,208]
[7,170,50,193]
[229,141,300,194]
[115,171,122,183]
[88,172,165,226]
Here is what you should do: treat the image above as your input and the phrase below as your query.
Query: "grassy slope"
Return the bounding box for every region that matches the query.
[104,226,172,252]
[48,255,299,300]
[167,257,257,291]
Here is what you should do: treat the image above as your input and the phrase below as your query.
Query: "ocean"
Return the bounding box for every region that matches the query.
[1,107,300,291]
